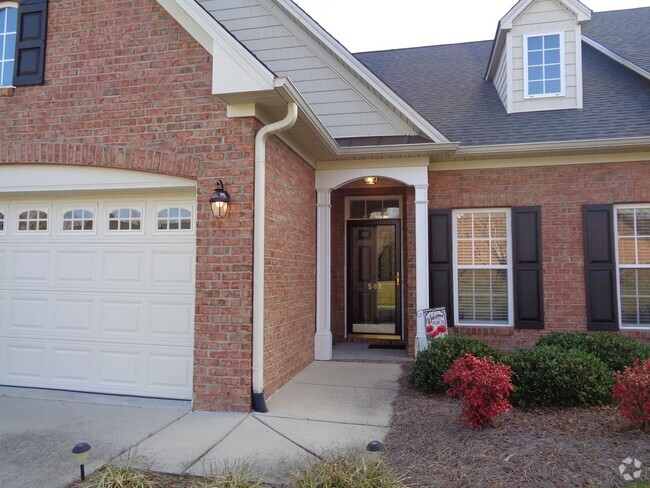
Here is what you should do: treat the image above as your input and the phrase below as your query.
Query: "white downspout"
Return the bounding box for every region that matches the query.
[251,102,298,412]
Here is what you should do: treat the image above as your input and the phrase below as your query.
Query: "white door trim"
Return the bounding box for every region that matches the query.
[314,164,429,359]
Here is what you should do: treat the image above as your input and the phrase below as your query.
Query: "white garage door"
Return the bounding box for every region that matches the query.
[0,189,196,400]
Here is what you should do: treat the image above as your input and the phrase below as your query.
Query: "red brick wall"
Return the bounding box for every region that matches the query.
[429,161,650,352]
[0,0,258,411]
[263,136,316,397]
[331,185,417,356]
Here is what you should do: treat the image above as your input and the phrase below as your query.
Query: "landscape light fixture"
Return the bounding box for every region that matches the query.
[210,180,231,218]
[364,176,378,185]
[71,442,91,481]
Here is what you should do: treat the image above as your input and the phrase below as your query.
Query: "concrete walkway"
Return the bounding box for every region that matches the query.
[0,361,402,487]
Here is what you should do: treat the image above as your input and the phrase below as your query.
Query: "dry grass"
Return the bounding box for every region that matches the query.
[292,457,406,488]
[382,366,649,488]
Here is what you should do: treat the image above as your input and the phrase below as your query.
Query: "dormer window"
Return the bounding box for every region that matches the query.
[524,33,564,98]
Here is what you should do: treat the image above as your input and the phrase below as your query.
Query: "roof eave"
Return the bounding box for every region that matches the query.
[269,0,452,144]
[456,136,650,156]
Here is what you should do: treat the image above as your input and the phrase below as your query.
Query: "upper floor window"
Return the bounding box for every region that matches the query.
[0,5,17,87]
[524,33,564,98]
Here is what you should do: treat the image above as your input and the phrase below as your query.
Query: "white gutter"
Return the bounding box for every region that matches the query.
[251,101,299,413]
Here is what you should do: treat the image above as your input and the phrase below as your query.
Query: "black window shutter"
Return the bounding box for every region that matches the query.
[429,209,454,326]
[13,0,48,86]
[583,205,619,331]
[512,207,544,329]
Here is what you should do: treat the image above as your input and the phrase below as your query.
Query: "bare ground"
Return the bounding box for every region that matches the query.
[382,366,649,488]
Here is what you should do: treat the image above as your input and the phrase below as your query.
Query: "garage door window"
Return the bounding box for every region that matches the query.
[63,209,94,232]
[17,208,48,232]
[108,207,142,231]
[157,207,192,231]
[0,207,5,233]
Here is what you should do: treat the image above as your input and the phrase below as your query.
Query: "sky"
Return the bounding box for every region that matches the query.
[293,0,650,52]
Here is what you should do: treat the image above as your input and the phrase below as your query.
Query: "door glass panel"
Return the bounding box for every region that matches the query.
[349,223,400,336]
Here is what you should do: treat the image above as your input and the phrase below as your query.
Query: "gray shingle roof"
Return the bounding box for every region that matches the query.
[583,8,650,74]
[355,9,650,147]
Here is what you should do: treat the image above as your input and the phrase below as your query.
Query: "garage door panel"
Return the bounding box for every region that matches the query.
[56,251,96,282]
[151,302,194,337]
[54,298,94,333]
[6,344,46,381]
[101,301,142,335]
[52,348,93,385]
[152,252,195,284]
[11,297,48,330]
[12,250,50,282]
[103,252,144,284]
[0,191,196,400]
[0,250,6,282]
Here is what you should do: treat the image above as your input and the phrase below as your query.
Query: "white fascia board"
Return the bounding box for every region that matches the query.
[269,0,451,144]
[456,136,650,156]
[500,0,591,30]
[582,36,650,81]
[485,26,508,81]
[156,0,274,95]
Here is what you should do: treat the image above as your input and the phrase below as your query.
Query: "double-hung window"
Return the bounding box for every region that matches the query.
[453,209,513,326]
[0,4,17,87]
[615,206,650,328]
[524,32,564,98]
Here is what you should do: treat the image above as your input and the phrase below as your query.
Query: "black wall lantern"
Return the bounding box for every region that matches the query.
[210,180,231,218]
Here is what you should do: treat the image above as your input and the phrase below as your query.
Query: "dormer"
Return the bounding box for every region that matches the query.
[486,0,592,114]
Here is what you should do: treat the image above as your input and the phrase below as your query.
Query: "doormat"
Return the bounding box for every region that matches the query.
[368,344,406,350]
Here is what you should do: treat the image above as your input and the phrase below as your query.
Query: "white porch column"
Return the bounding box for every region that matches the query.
[314,188,333,360]
[414,184,430,352]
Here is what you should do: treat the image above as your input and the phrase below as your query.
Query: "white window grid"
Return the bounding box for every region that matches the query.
[614,204,650,329]
[107,205,144,232]
[156,206,193,231]
[523,32,565,99]
[452,208,513,327]
[16,207,50,233]
[62,207,95,233]
[0,5,17,88]
[346,196,402,220]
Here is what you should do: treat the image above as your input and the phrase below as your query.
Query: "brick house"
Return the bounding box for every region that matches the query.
[0,0,648,412]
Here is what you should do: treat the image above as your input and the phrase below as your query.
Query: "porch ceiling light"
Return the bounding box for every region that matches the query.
[71,442,91,481]
[364,176,378,185]
[210,180,231,218]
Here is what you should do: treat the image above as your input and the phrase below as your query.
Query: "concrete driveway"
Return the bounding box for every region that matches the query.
[0,361,402,487]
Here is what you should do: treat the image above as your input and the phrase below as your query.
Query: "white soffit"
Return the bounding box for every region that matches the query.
[0,165,197,193]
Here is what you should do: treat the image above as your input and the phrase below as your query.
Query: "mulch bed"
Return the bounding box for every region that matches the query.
[383,365,649,488]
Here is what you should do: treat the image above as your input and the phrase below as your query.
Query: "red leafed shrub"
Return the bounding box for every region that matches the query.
[612,359,650,432]
[443,354,515,429]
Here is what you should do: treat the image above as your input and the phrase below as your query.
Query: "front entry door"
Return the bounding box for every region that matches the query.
[347,221,402,338]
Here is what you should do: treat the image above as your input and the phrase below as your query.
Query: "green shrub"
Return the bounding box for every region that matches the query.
[506,345,615,407]
[536,332,650,372]
[411,336,504,393]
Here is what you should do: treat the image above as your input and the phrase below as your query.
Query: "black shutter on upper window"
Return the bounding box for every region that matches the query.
[13,0,48,86]
[512,207,544,329]
[583,204,619,331]
[429,209,454,326]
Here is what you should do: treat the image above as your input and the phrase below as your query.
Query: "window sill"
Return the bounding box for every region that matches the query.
[0,86,15,97]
